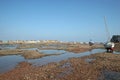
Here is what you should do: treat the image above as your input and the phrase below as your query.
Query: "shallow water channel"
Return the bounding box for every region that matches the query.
[29,49,106,66]
[1,48,120,74]
[0,48,106,73]
[0,44,18,50]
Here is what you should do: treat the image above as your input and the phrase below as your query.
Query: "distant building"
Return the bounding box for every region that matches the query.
[2,41,8,44]
[0,40,2,44]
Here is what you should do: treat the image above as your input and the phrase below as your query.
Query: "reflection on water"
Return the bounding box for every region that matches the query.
[28,49,106,66]
[0,49,119,73]
[0,55,25,73]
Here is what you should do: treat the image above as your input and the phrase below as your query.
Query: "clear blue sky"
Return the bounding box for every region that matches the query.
[0,0,120,42]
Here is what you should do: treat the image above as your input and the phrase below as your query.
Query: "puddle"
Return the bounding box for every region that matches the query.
[99,70,120,80]
[0,49,110,73]
[57,62,73,78]
[38,50,66,55]
[61,62,71,68]
[0,44,18,50]
[21,48,38,51]
[0,55,25,73]
[113,51,120,54]
[85,58,96,63]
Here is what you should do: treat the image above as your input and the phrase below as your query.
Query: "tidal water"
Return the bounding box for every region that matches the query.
[0,49,107,73]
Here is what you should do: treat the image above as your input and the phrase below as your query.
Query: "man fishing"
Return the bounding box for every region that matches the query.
[104,41,115,52]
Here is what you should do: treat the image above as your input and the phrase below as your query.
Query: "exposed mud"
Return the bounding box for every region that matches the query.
[83,52,120,80]
[0,59,99,80]
[0,49,23,55]
[0,49,60,59]
[114,43,120,52]
[65,43,104,53]
[0,43,119,80]
[0,51,120,80]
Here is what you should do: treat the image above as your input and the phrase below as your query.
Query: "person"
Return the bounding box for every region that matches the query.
[110,42,115,52]
[104,42,115,52]
[89,40,94,46]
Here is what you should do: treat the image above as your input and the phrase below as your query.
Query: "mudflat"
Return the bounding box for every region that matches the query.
[0,43,120,80]
[0,49,59,59]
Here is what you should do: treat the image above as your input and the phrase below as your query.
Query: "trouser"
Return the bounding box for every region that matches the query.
[106,48,113,52]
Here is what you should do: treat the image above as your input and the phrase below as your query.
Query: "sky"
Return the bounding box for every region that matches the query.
[0,0,120,42]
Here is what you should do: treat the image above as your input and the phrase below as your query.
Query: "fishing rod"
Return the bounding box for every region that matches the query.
[104,16,110,42]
